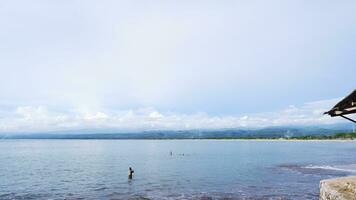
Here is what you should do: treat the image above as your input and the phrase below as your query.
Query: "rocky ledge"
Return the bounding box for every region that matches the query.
[320,176,356,200]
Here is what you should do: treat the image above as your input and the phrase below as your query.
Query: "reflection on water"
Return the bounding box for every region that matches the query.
[0,140,356,199]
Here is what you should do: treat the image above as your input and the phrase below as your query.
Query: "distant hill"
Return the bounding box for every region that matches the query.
[0,123,354,139]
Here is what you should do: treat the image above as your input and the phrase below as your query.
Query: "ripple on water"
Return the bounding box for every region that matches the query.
[92,186,108,191]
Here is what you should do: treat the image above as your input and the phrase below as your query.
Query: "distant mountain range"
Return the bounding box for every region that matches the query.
[0,123,354,139]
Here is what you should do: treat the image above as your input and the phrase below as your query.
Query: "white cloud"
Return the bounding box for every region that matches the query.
[0,97,352,133]
[84,112,108,121]
[149,111,164,119]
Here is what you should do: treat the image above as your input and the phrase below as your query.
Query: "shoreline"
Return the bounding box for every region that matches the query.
[0,138,355,141]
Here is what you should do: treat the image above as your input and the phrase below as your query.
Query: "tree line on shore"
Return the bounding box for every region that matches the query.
[286,132,356,140]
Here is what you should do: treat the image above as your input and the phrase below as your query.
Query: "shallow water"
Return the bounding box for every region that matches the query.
[1,140,356,199]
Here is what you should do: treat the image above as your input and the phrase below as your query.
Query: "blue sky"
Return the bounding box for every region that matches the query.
[0,1,355,132]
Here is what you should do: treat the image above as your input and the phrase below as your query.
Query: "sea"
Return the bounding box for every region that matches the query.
[1,139,356,200]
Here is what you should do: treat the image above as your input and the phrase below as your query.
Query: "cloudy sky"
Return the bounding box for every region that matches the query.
[0,0,355,132]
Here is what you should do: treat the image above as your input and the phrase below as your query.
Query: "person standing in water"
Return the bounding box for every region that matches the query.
[128,167,134,179]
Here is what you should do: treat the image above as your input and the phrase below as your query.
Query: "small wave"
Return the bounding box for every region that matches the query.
[304,164,356,173]
[279,163,355,175]
[93,186,108,191]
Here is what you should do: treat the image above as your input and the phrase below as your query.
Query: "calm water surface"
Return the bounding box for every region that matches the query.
[1,140,356,199]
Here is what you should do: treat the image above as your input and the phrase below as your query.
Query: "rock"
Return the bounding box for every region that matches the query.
[320,176,356,200]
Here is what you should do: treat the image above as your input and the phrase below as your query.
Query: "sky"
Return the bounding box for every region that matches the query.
[0,0,355,132]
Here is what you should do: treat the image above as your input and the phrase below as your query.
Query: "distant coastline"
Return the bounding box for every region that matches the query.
[0,125,354,140]
[0,132,355,140]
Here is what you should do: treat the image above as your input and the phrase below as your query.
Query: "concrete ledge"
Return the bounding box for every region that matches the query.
[320,176,356,200]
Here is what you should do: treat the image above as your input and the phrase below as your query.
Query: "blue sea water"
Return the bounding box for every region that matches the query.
[1,140,356,200]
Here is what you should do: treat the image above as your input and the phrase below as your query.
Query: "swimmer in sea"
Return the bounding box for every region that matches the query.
[128,167,134,179]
